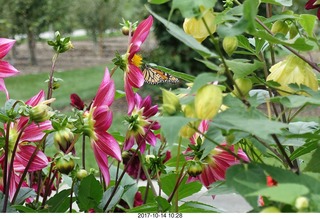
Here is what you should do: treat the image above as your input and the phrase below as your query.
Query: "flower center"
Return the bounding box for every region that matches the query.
[131,54,143,68]
[83,108,97,140]
[125,107,149,136]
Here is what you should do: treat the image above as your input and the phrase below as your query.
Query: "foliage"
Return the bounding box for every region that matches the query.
[1,0,320,214]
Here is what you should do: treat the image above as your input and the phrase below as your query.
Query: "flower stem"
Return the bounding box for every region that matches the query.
[46,52,59,101]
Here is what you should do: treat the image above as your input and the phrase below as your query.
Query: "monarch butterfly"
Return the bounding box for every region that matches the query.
[143,65,179,85]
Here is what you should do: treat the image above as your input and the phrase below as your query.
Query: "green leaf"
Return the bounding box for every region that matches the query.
[126,204,158,213]
[242,0,260,32]
[14,187,36,205]
[271,94,320,108]
[100,186,125,212]
[205,181,236,196]
[298,14,317,38]
[261,0,292,6]
[190,73,227,94]
[148,0,170,4]
[226,164,268,208]
[178,201,221,213]
[290,140,318,160]
[254,30,315,51]
[212,106,288,140]
[155,196,171,211]
[304,148,320,173]
[12,205,37,213]
[46,189,74,213]
[161,174,202,200]
[225,59,264,78]
[172,0,217,18]
[146,5,217,58]
[77,174,103,212]
[249,183,309,205]
[157,116,195,147]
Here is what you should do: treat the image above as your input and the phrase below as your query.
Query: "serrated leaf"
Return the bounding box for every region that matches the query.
[178,201,221,213]
[100,185,125,212]
[225,59,264,78]
[146,5,217,58]
[157,116,195,147]
[248,183,309,205]
[161,174,202,200]
[77,174,103,211]
[304,148,320,173]
[298,14,317,37]
[46,189,74,213]
[155,196,171,211]
[172,0,217,18]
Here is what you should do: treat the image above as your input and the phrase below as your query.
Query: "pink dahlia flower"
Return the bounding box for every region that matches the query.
[123,16,153,114]
[0,38,19,99]
[83,67,122,185]
[186,120,249,188]
[123,93,160,153]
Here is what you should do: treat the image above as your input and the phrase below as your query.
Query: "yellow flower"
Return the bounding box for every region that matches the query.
[267,55,318,96]
[183,7,216,43]
[195,84,222,120]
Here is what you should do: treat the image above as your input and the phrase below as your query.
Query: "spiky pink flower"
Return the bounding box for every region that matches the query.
[0,38,19,99]
[123,16,153,114]
[0,90,51,201]
[306,0,320,19]
[123,93,160,153]
[82,67,122,185]
[186,120,249,188]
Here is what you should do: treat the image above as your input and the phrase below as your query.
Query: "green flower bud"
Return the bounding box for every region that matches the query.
[54,127,74,153]
[267,55,318,96]
[260,206,281,213]
[161,88,181,115]
[289,24,298,39]
[295,196,309,210]
[222,36,238,56]
[195,84,222,120]
[55,157,75,175]
[179,103,199,138]
[76,169,88,180]
[187,161,203,177]
[29,99,55,123]
[271,20,289,35]
[232,78,253,97]
[183,7,216,43]
[145,155,155,164]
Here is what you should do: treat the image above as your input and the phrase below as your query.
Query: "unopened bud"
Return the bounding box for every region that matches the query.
[271,20,289,35]
[54,127,74,153]
[232,78,253,97]
[161,89,181,115]
[187,161,203,177]
[223,36,238,56]
[295,196,309,210]
[145,155,155,164]
[76,169,88,180]
[195,84,222,120]
[29,99,55,123]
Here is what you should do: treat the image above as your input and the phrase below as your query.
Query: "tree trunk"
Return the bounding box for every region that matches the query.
[27,29,37,65]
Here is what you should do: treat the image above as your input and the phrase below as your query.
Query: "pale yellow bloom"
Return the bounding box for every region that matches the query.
[267,55,318,96]
[183,7,216,43]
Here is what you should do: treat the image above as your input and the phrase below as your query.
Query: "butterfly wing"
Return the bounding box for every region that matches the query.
[143,65,179,85]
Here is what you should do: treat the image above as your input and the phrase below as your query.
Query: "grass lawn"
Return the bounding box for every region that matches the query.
[0,64,129,170]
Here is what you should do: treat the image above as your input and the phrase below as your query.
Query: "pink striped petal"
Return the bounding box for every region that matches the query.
[94,132,122,161]
[26,90,45,106]
[92,146,111,185]
[130,16,153,55]
[0,60,19,77]
[125,79,136,115]
[0,78,9,99]
[127,64,144,88]
[21,121,52,142]
[0,38,15,59]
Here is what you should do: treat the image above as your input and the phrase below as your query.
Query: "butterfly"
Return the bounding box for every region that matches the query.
[143,65,179,85]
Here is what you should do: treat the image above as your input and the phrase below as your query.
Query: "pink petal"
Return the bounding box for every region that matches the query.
[0,60,19,77]
[145,130,157,146]
[144,105,158,118]
[136,135,147,153]
[94,132,122,161]
[21,121,52,142]
[127,64,144,88]
[94,106,113,130]
[92,146,111,185]
[0,78,9,99]
[26,90,45,106]
[94,80,115,108]
[130,16,153,55]
[14,145,49,172]
[123,135,135,151]
[0,38,15,59]
[305,0,318,9]
[125,79,136,115]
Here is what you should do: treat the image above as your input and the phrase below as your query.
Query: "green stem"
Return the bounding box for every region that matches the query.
[47,52,59,101]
